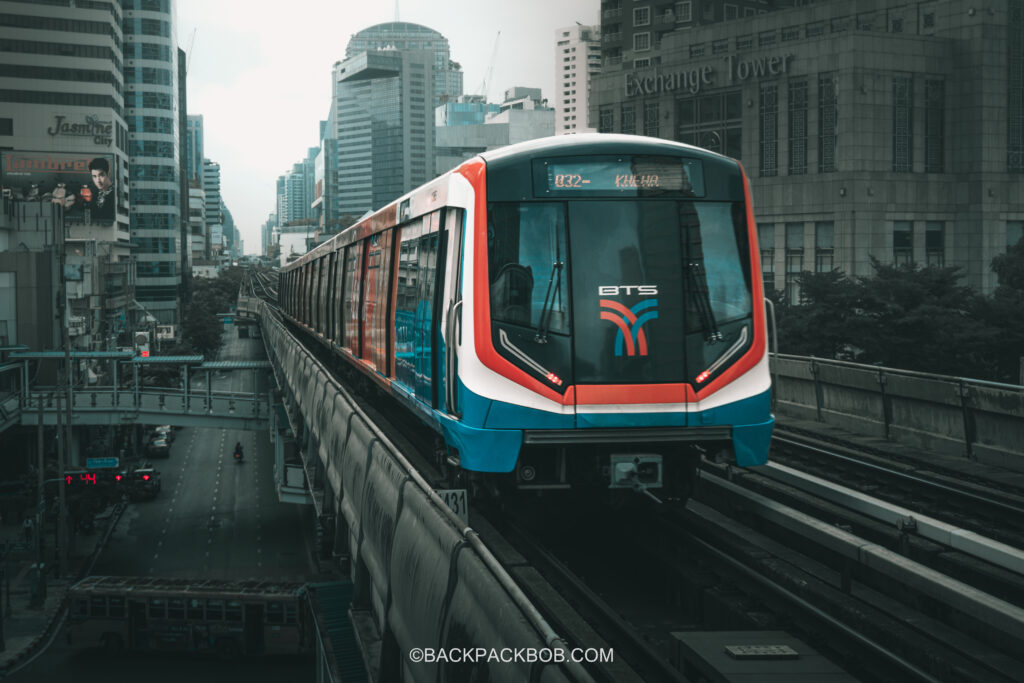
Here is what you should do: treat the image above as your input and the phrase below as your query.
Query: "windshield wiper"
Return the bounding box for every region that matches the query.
[687,259,723,343]
[534,259,564,344]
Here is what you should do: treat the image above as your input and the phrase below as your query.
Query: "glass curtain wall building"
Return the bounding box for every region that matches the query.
[123,0,181,324]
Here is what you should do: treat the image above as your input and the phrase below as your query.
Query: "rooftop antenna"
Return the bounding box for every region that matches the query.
[395,0,399,21]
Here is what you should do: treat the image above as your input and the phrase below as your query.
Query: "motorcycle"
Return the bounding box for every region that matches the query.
[233,447,244,463]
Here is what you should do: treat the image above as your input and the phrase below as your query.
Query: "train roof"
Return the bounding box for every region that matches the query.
[478,132,735,166]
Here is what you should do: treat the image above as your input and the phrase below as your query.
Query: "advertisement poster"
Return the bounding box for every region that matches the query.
[1,151,119,225]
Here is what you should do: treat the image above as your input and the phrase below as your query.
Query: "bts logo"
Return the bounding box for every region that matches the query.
[600,298,659,357]
[598,285,658,296]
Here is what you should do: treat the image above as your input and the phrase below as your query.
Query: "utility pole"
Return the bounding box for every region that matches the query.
[55,208,71,578]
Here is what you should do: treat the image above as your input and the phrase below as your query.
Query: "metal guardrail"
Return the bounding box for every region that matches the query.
[771,354,1024,472]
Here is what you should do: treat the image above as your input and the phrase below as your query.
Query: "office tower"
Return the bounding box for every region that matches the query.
[554,24,601,134]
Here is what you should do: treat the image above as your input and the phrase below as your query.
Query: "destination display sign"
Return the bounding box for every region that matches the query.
[537,156,704,197]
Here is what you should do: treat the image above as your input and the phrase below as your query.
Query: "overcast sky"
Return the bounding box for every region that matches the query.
[176,0,599,255]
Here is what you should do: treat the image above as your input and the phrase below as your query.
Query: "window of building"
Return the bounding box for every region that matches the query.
[599,106,614,133]
[789,78,808,175]
[815,221,834,272]
[736,34,753,50]
[893,75,914,172]
[724,4,738,20]
[925,221,945,266]
[759,83,778,177]
[676,91,743,159]
[782,25,800,41]
[644,102,659,137]
[621,104,636,134]
[689,43,705,58]
[1009,2,1024,172]
[893,221,913,265]
[1007,221,1024,247]
[675,1,692,22]
[785,222,804,304]
[633,32,651,52]
[712,39,729,54]
[806,21,826,38]
[925,78,945,173]
[923,12,935,29]
[758,222,775,289]
[758,31,776,47]
[818,73,837,172]
[634,57,651,68]
[633,6,650,26]
[0,118,11,136]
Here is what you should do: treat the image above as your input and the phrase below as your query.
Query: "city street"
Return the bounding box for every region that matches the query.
[4,328,316,680]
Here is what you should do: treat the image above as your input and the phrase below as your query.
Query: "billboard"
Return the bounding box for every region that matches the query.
[1,151,120,225]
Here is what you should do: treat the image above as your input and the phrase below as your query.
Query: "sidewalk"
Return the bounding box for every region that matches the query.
[0,505,118,675]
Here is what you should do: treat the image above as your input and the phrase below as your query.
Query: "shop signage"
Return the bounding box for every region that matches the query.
[47,114,113,146]
[625,52,795,97]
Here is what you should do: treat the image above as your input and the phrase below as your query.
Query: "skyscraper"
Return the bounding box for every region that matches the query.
[186,115,205,185]
[0,0,131,351]
[329,22,461,218]
[554,24,601,134]
[123,0,182,325]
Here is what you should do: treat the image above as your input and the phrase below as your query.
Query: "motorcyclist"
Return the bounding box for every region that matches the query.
[233,441,244,461]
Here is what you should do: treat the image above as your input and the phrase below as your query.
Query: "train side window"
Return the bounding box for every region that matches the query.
[168,598,185,619]
[187,598,203,620]
[206,599,224,620]
[225,600,242,621]
[74,598,89,617]
[266,601,284,623]
[148,598,166,619]
[109,596,125,617]
[285,603,297,624]
[90,596,107,617]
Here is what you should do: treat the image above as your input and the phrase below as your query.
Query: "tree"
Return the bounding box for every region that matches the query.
[773,270,860,359]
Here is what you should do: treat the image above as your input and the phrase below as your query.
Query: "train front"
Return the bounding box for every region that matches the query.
[449,135,773,496]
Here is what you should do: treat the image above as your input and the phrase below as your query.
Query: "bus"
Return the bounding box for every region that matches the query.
[66,576,310,657]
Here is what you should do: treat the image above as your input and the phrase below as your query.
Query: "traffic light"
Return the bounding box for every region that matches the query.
[134,331,150,358]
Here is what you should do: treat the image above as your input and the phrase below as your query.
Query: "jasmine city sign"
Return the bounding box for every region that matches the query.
[625,52,795,97]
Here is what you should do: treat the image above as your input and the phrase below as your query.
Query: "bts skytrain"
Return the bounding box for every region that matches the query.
[279,134,773,497]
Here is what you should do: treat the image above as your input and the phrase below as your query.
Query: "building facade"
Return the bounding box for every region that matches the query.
[435,88,555,173]
[0,0,132,351]
[202,158,221,256]
[123,0,182,324]
[332,48,437,217]
[345,21,464,106]
[592,0,1024,297]
[555,24,602,133]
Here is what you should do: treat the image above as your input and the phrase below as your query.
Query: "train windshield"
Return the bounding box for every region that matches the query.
[487,199,753,389]
[569,200,753,385]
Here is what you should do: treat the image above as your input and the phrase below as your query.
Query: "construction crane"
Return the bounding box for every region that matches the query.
[476,31,500,101]
[185,27,197,74]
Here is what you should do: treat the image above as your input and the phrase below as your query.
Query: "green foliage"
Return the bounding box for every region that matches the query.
[179,267,244,357]
[775,255,1024,383]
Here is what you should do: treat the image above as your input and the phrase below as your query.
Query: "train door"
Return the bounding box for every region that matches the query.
[244,604,264,654]
[129,599,148,649]
[394,211,444,405]
[441,208,463,417]
[344,242,364,356]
